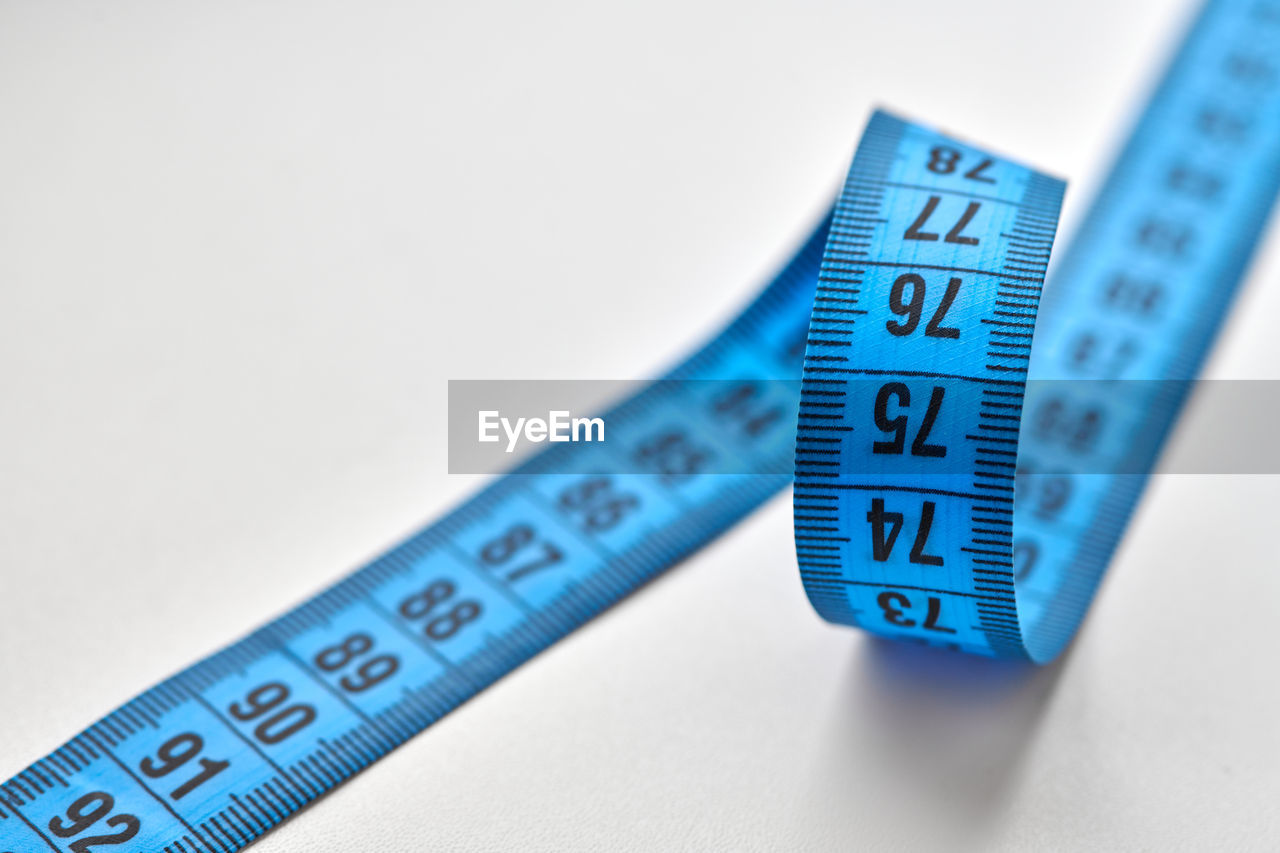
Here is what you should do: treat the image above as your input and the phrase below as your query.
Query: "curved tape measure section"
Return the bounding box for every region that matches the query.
[795,114,1068,661]
[2,0,1280,849]
[798,0,1280,663]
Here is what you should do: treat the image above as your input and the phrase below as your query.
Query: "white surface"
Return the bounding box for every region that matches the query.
[1,0,1278,850]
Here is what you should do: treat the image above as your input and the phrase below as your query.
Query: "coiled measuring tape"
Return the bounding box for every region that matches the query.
[4,0,1280,849]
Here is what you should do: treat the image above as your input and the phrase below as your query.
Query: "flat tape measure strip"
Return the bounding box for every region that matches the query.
[3,0,1279,849]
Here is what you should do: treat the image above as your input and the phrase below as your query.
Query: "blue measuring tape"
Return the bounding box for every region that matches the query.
[4,0,1279,849]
